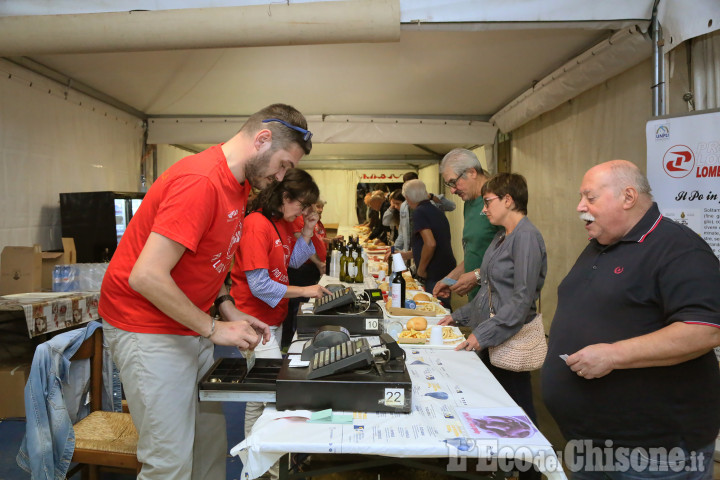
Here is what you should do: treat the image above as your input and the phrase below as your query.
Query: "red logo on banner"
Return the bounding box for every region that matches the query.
[662,145,695,178]
[614,267,624,274]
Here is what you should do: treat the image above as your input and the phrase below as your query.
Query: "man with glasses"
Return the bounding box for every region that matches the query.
[433,149,499,302]
[99,103,312,480]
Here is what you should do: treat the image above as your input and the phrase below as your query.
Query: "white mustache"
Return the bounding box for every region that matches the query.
[579,212,595,222]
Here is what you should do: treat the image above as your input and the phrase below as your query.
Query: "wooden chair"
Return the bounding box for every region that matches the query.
[66,329,141,479]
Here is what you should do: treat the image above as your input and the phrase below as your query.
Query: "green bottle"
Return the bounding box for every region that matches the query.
[339,243,348,281]
[354,252,364,283]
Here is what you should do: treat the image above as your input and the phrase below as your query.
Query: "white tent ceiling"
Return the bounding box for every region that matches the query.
[1,0,715,169]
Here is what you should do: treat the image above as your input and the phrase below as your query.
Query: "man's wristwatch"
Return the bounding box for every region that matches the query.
[214,294,234,310]
[473,269,482,285]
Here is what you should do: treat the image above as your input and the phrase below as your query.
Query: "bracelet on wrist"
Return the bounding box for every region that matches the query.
[473,269,482,285]
[214,294,234,310]
[203,315,216,339]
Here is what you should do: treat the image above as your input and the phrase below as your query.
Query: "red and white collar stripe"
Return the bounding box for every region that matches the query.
[637,214,663,243]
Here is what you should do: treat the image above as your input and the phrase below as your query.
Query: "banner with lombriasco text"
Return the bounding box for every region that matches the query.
[646,110,720,259]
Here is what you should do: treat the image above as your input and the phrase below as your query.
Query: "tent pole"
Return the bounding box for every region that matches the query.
[651,0,665,117]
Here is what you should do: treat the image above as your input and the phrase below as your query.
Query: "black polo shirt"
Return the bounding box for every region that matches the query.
[410,199,456,283]
[542,203,720,450]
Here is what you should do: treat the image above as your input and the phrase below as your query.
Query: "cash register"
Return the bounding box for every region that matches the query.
[296,285,383,336]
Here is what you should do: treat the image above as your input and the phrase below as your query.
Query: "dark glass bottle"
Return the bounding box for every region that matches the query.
[339,243,348,281]
[325,239,332,276]
[354,253,364,283]
[387,246,395,284]
[390,255,406,309]
[347,242,358,283]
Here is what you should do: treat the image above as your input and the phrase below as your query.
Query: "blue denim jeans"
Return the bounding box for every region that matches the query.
[568,440,714,480]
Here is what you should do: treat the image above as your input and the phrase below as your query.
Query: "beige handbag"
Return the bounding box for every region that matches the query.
[486,282,548,372]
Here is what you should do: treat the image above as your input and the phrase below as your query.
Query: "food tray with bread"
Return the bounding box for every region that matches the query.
[395,316,465,349]
[382,291,449,318]
[377,275,422,293]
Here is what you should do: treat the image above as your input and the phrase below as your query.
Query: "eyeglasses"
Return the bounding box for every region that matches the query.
[443,170,468,189]
[483,196,501,208]
[262,118,313,142]
[299,200,313,211]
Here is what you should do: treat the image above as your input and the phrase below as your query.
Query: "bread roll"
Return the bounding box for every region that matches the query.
[413,292,432,302]
[406,316,428,331]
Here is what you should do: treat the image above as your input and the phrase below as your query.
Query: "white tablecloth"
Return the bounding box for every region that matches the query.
[231,346,567,480]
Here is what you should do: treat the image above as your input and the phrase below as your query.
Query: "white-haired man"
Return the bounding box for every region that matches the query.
[398,179,456,299]
[542,160,720,478]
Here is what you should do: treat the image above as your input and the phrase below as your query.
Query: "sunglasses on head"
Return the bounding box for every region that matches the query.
[262,118,313,142]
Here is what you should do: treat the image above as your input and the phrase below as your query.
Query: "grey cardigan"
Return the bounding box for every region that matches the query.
[451,216,547,348]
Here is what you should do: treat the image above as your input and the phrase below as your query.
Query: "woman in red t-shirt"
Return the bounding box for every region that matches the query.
[230,168,330,355]
[231,168,330,455]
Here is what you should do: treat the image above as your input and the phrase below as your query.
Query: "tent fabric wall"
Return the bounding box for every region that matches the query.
[0,59,144,254]
[509,59,652,329]
[692,29,720,111]
[305,168,359,227]
[157,144,193,179]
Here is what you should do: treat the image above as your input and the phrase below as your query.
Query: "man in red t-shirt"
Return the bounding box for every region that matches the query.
[99,104,312,480]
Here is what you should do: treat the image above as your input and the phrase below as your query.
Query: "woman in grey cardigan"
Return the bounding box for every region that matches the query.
[439,172,547,427]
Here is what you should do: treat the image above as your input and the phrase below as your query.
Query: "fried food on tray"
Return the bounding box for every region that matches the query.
[398,326,463,341]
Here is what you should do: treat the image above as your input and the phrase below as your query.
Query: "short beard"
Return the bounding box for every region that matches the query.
[245,148,275,189]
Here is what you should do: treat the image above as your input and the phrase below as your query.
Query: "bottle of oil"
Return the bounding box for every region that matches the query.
[339,242,348,282]
[354,250,364,283]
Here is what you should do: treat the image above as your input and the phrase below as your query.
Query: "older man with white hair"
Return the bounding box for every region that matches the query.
[398,179,456,300]
[542,160,720,478]
[433,149,499,302]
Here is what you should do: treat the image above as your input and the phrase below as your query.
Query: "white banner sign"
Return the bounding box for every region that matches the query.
[646,110,720,258]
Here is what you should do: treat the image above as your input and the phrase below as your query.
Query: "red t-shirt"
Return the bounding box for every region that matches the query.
[292,217,327,260]
[230,213,297,326]
[99,145,251,335]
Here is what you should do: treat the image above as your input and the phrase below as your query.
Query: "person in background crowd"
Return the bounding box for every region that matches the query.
[542,160,720,479]
[282,198,329,348]
[439,172,546,480]
[391,171,456,253]
[98,103,311,479]
[230,168,330,480]
[366,190,391,245]
[356,186,368,224]
[433,149,499,302]
[399,179,456,302]
[382,189,405,244]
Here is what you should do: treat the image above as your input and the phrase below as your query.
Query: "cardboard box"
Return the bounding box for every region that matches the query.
[0,363,31,418]
[41,238,77,291]
[324,223,339,238]
[0,245,42,295]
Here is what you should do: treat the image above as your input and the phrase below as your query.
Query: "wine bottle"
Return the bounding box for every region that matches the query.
[348,243,359,283]
[390,255,406,309]
[325,239,332,276]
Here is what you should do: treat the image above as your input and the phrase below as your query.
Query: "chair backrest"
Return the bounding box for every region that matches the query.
[70,328,103,412]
